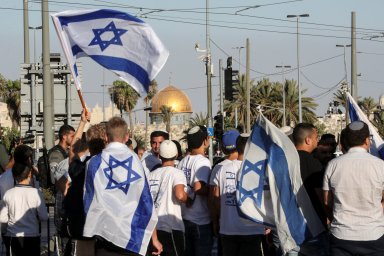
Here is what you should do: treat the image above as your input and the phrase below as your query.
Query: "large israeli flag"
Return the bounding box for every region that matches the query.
[83,142,157,255]
[51,9,169,95]
[236,114,324,254]
[347,91,384,159]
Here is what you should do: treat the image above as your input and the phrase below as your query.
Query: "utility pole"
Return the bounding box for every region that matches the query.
[42,0,54,149]
[219,59,224,121]
[23,0,30,64]
[246,38,251,133]
[287,14,309,123]
[276,65,291,126]
[206,0,213,164]
[351,12,357,100]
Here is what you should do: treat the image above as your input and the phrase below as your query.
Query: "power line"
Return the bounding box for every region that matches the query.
[301,71,337,90]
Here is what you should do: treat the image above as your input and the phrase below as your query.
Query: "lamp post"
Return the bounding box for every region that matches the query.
[287,14,309,123]
[336,44,351,83]
[276,65,291,126]
[232,46,245,72]
[28,26,42,63]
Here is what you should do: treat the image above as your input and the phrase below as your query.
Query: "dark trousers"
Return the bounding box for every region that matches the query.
[1,235,10,256]
[330,234,384,256]
[10,236,40,256]
[220,234,262,256]
[183,220,213,256]
[157,230,185,256]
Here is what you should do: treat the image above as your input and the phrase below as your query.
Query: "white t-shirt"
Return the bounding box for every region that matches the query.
[148,166,187,232]
[209,159,232,186]
[177,154,211,225]
[0,185,48,237]
[213,160,264,235]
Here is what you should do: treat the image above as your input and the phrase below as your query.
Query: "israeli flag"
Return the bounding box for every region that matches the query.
[83,143,157,255]
[347,91,384,159]
[236,114,324,254]
[51,9,169,95]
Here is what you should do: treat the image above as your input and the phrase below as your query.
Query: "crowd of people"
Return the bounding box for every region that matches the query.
[0,110,383,256]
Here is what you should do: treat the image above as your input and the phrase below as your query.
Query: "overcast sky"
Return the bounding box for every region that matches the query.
[2,0,384,123]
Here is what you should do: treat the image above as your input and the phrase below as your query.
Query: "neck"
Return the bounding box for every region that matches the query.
[58,141,67,151]
[227,152,238,160]
[18,178,31,185]
[296,145,312,153]
[162,160,174,167]
[238,154,244,161]
[191,146,205,156]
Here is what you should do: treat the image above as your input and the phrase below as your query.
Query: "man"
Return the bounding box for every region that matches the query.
[177,126,212,256]
[291,123,328,256]
[141,130,169,173]
[212,133,264,256]
[323,121,384,255]
[83,117,162,256]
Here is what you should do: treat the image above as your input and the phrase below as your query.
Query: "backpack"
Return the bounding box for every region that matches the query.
[63,156,91,239]
[37,145,68,189]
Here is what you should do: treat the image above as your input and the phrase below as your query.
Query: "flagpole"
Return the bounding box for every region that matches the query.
[76,89,88,114]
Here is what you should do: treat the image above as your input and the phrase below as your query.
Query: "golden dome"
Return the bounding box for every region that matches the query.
[151,85,193,113]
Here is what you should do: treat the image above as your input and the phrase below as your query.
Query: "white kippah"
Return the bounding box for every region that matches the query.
[188,126,200,134]
[349,121,364,131]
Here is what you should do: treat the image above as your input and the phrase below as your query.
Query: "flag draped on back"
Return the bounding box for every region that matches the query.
[347,91,384,159]
[83,143,157,255]
[236,114,324,254]
[51,9,169,95]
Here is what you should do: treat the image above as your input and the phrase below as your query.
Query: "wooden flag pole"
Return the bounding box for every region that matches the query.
[77,89,88,115]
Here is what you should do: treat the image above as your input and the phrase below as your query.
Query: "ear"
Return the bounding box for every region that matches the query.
[124,133,129,144]
[304,136,310,145]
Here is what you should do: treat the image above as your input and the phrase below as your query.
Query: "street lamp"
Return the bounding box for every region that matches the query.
[276,65,291,126]
[28,26,42,63]
[287,14,309,123]
[336,44,351,83]
[232,46,245,72]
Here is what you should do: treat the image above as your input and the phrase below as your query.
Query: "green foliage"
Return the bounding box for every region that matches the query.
[160,105,174,133]
[0,74,21,128]
[1,127,20,154]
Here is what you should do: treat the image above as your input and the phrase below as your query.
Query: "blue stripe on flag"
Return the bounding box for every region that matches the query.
[126,177,153,253]
[84,154,102,214]
[57,9,144,27]
[348,99,359,122]
[72,45,83,56]
[252,125,309,244]
[89,55,151,92]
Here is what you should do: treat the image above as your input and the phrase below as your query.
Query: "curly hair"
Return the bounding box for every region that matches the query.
[86,123,107,156]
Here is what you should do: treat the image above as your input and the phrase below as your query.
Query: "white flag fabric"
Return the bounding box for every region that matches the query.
[83,142,157,255]
[51,9,169,95]
[236,114,324,254]
[347,91,384,159]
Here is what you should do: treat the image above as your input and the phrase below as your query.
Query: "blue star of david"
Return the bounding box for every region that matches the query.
[103,155,141,194]
[238,159,267,208]
[89,21,127,51]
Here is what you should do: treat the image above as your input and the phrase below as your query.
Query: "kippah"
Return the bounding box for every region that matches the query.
[188,126,200,134]
[349,121,364,131]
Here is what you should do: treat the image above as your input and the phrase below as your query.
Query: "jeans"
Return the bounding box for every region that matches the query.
[330,234,384,256]
[286,232,329,256]
[183,220,213,256]
[220,234,262,256]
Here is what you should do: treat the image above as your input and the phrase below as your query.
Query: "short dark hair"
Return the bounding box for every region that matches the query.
[12,162,31,183]
[345,121,369,148]
[187,126,208,150]
[292,123,316,146]
[59,125,75,141]
[150,131,169,140]
[13,145,33,166]
[339,128,350,152]
[72,134,88,155]
[236,135,249,155]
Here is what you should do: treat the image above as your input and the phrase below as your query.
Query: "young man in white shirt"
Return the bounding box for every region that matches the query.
[177,126,212,256]
[212,133,264,256]
[323,121,384,255]
[148,140,188,256]
[142,131,169,173]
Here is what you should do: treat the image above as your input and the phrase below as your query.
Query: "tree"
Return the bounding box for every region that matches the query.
[189,112,208,127]
[359,97,377,120]
[160,105,174,133]
[0,74,21,128]
[109,80,139,133]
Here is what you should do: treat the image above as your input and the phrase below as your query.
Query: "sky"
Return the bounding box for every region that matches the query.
[1,0,384,123]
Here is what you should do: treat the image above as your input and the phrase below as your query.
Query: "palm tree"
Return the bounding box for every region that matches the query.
[143,80,158,145]
[109,80,139,133]
[160,105,174,133]
[359,97,377,120]
[189,112,208,127]
[0,75,20,128]
[373,111,384,137]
